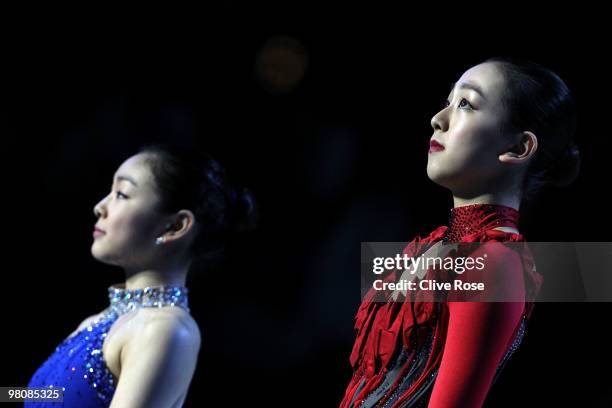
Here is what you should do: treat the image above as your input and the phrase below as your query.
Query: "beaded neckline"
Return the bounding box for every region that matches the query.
[442,203,520,243]
[107,283,190,315]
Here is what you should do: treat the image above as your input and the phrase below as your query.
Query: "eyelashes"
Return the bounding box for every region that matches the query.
[443,97,473,110]
[458,98,473,109]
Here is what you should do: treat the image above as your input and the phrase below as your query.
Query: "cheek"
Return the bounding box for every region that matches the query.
[448,138,487,166]
[449,118,501,163]
[108,208,159,246]
[124,215,158,243]
[428,124,500,179]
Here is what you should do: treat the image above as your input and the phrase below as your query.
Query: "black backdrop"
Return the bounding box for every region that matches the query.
[2,6,611,407]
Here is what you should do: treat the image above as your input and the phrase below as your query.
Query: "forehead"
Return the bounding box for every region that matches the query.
[114,153,154,186]
[455,62,505,97]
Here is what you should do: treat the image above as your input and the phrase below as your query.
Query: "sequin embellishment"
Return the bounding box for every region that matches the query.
[442,203,520,243]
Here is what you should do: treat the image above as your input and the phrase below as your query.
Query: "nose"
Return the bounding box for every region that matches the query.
[430,107,449,132]
[93,195,108,218]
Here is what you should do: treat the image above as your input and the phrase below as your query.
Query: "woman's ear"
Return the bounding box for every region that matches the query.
[499,131,538,164]
[164,210,197,241]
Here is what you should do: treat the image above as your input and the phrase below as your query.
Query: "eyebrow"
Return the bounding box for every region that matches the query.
[450,81,487,100]
[114,175,138,187]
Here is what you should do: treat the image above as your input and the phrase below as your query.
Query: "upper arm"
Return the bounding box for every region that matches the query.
[109,314,201,408]
[428,245,525,408]
[448,241,527,302]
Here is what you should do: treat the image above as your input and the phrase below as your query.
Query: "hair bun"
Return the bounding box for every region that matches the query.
[549,142,581,187]
[229,186,259,233]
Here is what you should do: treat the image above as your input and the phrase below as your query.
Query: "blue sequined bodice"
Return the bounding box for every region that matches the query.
[26,283,189,407]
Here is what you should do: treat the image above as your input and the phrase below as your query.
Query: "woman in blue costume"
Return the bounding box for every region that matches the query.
[26,144,257,407]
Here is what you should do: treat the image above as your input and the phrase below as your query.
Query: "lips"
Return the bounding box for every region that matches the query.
[93,227,105,239]
[429,139,445,152]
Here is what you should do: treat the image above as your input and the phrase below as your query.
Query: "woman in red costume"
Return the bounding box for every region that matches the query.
[340,57,580,407]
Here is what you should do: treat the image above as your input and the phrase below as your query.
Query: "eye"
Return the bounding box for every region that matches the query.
[458,98,473,109]
[115,191,128,199]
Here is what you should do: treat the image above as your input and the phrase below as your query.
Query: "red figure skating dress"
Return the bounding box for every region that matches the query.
[340,203,543,408]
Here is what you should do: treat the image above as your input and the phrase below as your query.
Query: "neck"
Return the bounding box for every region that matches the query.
[124,262,190,290]
[443,201,520,242]
[452,192,520,211]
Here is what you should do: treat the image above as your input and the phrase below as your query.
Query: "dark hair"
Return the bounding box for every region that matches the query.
[485,56,581,202]
[138,143,258,259]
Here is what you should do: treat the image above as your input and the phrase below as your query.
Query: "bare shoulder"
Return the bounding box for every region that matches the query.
[128,307,201,349]
[140,307,199,334]
[109,308,201,407]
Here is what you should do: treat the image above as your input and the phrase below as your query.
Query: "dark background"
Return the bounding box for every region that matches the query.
[2,6,611,407]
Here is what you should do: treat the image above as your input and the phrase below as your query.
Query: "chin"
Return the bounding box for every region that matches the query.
[91,244,116,266]
[90,247,106,263]
[427,163,444,184]
[427,167,456,191]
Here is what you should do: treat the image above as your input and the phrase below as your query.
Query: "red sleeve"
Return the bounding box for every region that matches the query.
[427,244,526,408]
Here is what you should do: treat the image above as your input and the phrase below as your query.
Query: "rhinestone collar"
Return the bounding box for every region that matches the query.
[107,283,190,315]
[442,203,520,242]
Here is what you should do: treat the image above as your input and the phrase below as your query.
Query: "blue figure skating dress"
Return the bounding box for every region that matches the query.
[26,284,189,407]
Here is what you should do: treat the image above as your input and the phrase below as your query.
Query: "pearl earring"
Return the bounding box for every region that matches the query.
[155,236,166,245]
